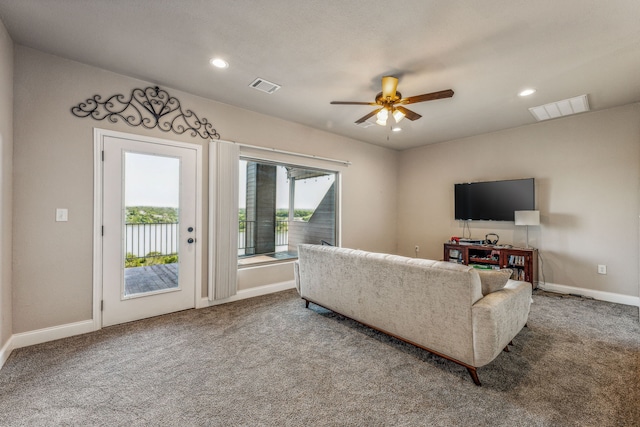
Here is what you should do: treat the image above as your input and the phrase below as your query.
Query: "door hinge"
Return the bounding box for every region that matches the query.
[101,226,104,236]
[101,300,104,311]
[101,150,104,161]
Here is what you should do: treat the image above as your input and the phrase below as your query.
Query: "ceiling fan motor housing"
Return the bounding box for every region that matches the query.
[375,91,402,105]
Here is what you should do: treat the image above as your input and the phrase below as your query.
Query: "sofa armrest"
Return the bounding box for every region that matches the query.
[293,261,301,294]
[471,280,532,367]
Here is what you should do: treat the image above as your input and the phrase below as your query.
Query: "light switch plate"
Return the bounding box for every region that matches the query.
[56,208,68,222]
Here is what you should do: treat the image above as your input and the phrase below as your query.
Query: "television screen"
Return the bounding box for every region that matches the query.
[455,178,535,221]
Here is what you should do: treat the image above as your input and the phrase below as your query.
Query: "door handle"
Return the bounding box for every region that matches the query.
[187,227,194,232]
[187,238,195,244]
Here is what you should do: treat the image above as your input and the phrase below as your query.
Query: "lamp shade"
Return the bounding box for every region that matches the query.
[392,108,405,123]
[376,108,388,126]
[514,210,540,226]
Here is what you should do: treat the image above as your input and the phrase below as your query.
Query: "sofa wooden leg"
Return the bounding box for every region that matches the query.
[509,340,514,346]
[304,299,309,308]
[503,346,510,352]
[467,367,481,386]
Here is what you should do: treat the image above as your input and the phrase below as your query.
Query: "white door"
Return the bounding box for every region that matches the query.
[101,134,198,327]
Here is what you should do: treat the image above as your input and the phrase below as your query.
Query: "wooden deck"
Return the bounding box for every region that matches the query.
[124,263,178,295]
[124,252,297,295]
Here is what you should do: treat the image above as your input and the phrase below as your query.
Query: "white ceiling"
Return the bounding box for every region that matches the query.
[1,0,639,150]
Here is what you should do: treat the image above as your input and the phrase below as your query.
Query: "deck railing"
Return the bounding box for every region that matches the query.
[125,222,178,266]
[238,219,288,253]
[275,219,288,247]
[238,220,255,251]
[125,220,289,262]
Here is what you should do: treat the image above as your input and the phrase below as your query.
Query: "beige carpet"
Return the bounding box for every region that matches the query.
[0,289,638,426]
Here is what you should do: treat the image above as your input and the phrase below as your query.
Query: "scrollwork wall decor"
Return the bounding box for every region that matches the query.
[71,86,220,140]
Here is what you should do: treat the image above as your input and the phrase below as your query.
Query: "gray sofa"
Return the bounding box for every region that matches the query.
[294,244,532,385]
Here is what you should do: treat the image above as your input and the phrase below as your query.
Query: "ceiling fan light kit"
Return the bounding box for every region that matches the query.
[331,76,454,128]
[375,106,406,127]
[376,108,389,125]
[392,108,406,123]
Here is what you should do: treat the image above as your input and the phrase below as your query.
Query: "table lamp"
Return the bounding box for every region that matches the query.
[514,210,540,248]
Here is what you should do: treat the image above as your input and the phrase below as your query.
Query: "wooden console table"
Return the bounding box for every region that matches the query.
[443,243,538,288]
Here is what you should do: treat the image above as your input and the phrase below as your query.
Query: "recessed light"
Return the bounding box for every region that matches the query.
[210,58,229,69]
[392,127,402,132]
[518,88,536,97]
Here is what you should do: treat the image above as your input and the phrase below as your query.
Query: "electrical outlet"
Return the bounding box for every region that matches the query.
[597,265,607,275]
[415,245,420,253]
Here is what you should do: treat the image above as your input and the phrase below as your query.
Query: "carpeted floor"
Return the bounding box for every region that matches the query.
[0,289,638,426]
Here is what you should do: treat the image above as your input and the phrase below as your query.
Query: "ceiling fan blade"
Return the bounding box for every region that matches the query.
[399,89,454,105]
[395,106,422,121]
[381,76,399,99]
[355,108,381,124]
[330,101,378,105]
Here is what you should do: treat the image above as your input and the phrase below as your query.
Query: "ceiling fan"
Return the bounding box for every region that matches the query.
[330,76,454,126]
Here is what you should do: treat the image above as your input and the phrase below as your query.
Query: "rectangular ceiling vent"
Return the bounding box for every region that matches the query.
[249,78,281,94]
[529,94,589,121]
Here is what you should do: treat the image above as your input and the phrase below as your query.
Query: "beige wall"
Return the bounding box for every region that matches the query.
[0,20,13,351]
[12,46,398,333]
[398,104,640,298]
[12,42,637,338]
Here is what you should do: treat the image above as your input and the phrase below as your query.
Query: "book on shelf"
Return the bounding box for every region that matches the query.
[508,255,525,267]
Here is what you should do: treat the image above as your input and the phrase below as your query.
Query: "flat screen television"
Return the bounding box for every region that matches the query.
[455,178,535,221]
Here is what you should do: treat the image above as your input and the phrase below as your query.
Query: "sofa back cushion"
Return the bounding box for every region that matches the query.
[296,244,484,366]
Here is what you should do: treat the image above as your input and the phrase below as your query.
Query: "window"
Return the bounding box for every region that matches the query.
[238,158,337,266]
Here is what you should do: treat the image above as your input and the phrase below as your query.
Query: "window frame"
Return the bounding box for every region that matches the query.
[237,154,341,268]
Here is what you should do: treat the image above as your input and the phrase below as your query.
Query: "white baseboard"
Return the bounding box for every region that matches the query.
[2,280,296,369]
[538,282,640,307]
[10,319,97,351]
[0,319,97,371]
[0,335,14,370]
[200,280,296,307]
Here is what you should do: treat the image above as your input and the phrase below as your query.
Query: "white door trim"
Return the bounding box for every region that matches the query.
[93,128,203,328]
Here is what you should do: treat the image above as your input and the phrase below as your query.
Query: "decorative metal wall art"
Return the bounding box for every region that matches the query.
[71,86,220,140]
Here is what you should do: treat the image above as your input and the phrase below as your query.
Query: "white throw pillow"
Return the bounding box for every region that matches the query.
[477,269,513,296]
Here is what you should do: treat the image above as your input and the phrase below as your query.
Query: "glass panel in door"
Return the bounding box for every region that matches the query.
[123,152,180,297]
